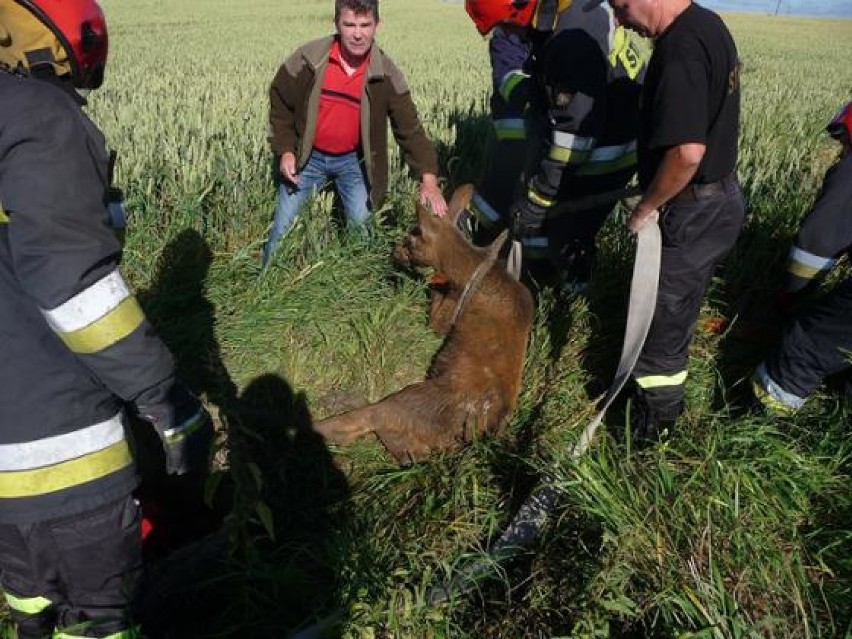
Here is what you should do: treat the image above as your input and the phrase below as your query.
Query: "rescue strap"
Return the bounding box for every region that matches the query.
[449,229,509,327]
[427,213,662,604]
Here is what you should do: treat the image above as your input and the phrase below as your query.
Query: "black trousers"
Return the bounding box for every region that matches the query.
[766,278,852,402]
[0,495,142,638]
[633,181,745,414]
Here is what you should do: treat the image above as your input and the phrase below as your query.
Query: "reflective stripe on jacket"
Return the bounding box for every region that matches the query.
[0,72,174,523]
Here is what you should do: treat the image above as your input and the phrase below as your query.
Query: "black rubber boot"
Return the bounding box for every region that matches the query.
[628,386,683,447]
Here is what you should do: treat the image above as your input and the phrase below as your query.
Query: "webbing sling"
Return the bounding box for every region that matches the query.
[427,215,662,604]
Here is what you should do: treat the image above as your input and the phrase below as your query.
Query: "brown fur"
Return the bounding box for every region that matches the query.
[313,185,536,464]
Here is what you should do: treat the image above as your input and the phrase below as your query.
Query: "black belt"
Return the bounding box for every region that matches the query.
[669,173,737,205]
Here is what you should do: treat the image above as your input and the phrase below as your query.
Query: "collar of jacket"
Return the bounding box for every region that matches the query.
[298,35,388,81]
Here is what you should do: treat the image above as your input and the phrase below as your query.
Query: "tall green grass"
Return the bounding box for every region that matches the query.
[3,1,851,637]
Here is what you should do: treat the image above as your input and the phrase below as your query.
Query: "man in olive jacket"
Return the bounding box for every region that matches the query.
[264,0,447,265]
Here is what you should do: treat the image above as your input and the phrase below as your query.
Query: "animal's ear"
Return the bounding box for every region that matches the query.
[416,202,444,237]
[415,202,433,228]
[446,184,475,226]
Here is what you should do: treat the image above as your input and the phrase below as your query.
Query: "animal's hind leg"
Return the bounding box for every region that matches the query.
[313,405,383,445]
[369,384,452,463]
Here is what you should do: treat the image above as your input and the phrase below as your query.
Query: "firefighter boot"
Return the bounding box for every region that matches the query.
[628,386,683,447]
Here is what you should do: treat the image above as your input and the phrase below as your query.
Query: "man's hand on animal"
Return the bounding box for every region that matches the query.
[135,382,214,476]
[420,172,448,217]
[279,151,299,185]
[626,203,659,233]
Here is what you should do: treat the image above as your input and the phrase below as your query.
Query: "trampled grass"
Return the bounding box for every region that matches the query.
[6,1,852,637]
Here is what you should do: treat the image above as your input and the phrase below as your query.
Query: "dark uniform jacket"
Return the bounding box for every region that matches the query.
[515,2,646,254]
[489,25,533,140]
[0,72,175,524]
[268,35,439,208]
[784,152,852,292]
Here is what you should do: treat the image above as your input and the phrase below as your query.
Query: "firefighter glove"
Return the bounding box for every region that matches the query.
[510,192,548,240]
[136,382,214,476]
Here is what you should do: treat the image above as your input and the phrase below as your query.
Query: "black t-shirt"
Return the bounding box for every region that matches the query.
[638,2,740,188]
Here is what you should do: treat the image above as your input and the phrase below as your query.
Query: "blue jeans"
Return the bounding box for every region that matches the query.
[262,149,371,266]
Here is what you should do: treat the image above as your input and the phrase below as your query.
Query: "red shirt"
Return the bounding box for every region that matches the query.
[313,39,368,154]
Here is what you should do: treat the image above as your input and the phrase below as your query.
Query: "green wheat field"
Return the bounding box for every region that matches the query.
[6,1,852,637]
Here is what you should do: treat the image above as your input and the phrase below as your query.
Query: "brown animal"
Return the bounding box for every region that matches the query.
[313,185,535,463]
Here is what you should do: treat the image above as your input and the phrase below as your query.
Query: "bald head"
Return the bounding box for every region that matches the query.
[605,0,691,38]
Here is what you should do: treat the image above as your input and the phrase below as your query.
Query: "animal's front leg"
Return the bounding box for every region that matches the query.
[428,277,460,335]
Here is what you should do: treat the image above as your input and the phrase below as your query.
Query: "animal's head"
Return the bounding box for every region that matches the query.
[393,185,476,269]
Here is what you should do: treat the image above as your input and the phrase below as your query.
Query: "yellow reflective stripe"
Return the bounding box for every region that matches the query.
[575,150,638,176]
[162,409,206,445]
[0,412,125,471]
[0,204,7,224]
[787,261,820,280]
[527,188,555,208]
[0,440,132,499]
[55,627,140,639]
[4,592,52,615]
[609,26,628,67]
[610,27,648,80]
[498,71,529,103]
[495,127,526,141]
[548,145,590,164]
[59,297,145,354]
[751,378,796,415]
[786,246,834,280]
[635,371,688,389]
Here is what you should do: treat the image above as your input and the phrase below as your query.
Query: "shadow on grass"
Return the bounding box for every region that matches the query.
[135,230,352,638]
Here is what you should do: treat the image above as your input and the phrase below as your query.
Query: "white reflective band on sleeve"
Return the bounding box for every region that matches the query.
[41,270,131,333]
[587,140,637,162]
[755,363,806,410]
[552,130,596,151]
[471,192,502,223]
[493,117,525,132]
[0,412,125,472]
[521,236,549,249]
[788,246,834,271]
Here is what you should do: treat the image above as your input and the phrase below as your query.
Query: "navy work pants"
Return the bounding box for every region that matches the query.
[0,495,142,638]
[633,178,746,416]
[765,278,852,403]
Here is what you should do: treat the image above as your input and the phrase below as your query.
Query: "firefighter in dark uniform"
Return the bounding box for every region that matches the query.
[466,0,647,292]
[0,1,213,637]
[587,0,745,441]
[752,102,852,413]
[466,21,533,238]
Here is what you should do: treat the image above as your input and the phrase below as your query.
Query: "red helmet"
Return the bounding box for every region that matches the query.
[465,0,572,36]
[826,101,852,141]
[0,0,108,89]
[465,0,537,36]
